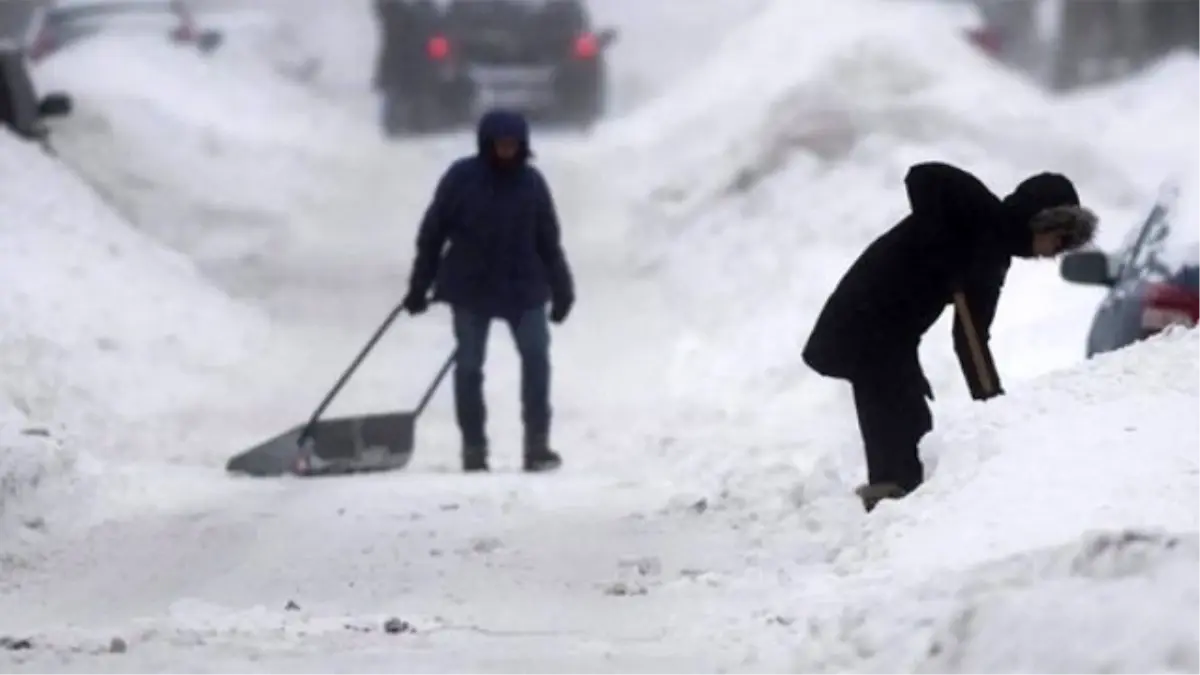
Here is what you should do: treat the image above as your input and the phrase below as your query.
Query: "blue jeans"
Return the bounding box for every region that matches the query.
[452,307,551,447]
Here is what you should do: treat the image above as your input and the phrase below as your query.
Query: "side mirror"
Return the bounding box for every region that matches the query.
[1060,249,1114,287]
[595,27,618,49]
[37,92,73,118]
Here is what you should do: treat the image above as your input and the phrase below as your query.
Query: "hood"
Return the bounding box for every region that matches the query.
[476,109,532,163]
[1001,172,1096,257]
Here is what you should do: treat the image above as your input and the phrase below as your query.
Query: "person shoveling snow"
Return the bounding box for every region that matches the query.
[802,162,1098,513]
[403,109,577,474]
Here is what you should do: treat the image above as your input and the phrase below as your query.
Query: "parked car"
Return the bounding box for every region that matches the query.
[374,0,618,136]
[0,47,73,148]
[965,0,1198,92]
[26,0,223,63]
[1060,171,1199,356]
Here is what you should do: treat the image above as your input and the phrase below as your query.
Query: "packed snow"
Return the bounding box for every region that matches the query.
[0,125,270,541]
[1,0,1196,671]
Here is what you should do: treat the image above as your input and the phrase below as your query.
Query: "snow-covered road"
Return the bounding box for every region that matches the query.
[0,0,1196,671]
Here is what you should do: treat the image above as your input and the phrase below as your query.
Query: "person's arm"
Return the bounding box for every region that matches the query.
[407,164,458,296]
[531,169,575,304]
[952,259,1008,400]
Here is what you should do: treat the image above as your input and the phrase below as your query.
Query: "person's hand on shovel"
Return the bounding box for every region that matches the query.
[402,288,430,315]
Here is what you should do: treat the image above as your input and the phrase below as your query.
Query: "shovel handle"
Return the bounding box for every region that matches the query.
[952,290,996,397]
[412,350,457,419]
[298,302,407,446]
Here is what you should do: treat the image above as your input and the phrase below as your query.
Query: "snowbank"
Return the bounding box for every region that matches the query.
[589,0,773,114]
[39,34,367,151]
[0,127,265,530]
[594,0,1191,425]
[796,529,1198,673]
[1061,50,1200,190]
[775,330,1198,671]
[38,35,446,278]
[0,401,76,535]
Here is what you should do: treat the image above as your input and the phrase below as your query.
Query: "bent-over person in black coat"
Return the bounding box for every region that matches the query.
[802,162,1098,512]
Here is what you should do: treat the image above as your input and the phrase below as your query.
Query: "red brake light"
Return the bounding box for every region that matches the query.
[427,35,450,60]
[1142,282,1199,330]
[965,27,1002,56]
[572,33,598,59]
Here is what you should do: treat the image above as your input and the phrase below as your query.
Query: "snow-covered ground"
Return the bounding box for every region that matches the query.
[1,0,1196,670]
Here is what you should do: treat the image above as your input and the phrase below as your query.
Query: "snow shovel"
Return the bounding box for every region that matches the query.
[952,290,998,398]
[225,303,456,478]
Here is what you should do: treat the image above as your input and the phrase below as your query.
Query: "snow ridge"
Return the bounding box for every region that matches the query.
[0,126,265,547]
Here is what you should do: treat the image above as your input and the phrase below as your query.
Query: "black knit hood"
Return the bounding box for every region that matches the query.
[1002,173,1098,257]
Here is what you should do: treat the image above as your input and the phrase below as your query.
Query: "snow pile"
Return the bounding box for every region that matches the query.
[755,330,1196,672]
[37,35,400,269]
[796,529,1197,673]
[593,0,1189,424]
[193,5,328,88]
[0,127,266,524]
[589,0,774,113]
[1062,50,1200,188]
[40,34,366,151]
[0,401,76,535]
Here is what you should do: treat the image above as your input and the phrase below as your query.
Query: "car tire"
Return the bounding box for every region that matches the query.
[560,84,605,131]
[380,91,409,138]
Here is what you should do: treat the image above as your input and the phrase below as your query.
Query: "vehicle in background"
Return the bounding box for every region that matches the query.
[26,0,223,63]
[374,0,618,136]
[963,0,1198,92]
[0,46,73,149]
[1060,171,1199,357]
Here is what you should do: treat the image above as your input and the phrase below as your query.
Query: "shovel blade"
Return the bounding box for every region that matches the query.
[226,411,417,478]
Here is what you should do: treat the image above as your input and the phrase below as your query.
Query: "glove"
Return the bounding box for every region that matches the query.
[402,289,430,315]
[549,294,573,324]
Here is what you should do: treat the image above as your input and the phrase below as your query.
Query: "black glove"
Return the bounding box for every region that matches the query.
[549,294,573,324]
[402,289,430,315]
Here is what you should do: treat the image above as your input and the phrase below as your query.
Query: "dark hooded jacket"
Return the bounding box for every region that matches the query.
[407,109,575,316]
[802,162,1094,400]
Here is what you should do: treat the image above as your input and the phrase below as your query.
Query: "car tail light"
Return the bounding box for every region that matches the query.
[427,35,450,60]
[572,33,598,59]
[965,27,1003,56]
[1142,282,1199,330]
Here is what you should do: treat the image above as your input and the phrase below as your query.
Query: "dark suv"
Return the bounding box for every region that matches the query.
[374,0,617,136]
[1060,173,1199,356]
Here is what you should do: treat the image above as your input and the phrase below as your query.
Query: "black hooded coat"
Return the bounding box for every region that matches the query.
[407,110,575,316]
[802,162,1091,400]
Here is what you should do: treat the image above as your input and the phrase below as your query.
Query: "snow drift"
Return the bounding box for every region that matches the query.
[782,330,1199,672]
[595,0,1194,426]
[1061,50,1200,189]
[0,127,265,538]
[36,35,423,277]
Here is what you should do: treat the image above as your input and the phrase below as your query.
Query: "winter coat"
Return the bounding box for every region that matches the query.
[407,109,575,317]
[802,162,1092,400]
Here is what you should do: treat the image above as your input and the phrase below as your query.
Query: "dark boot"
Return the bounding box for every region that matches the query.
[855,482,909,513]
[462,443,489,473]
[523,433,561,473]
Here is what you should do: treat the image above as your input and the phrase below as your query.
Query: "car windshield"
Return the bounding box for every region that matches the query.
[1117,164,1199,283]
